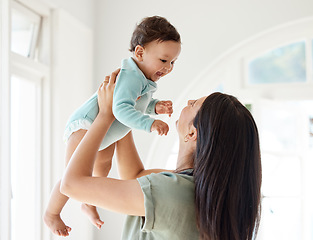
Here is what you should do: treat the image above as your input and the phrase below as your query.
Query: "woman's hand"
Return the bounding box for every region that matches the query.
[97,68,120,116]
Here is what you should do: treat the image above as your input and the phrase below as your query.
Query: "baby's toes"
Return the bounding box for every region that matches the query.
[54,229,61,236]
[96,219,104,229]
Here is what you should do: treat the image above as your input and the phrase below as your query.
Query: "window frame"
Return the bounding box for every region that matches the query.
[10,0,42,59]
[240,20,313,238]
[0,0,51,240]
[242,19,313,92]
[254,99,313,239]
[0,1,11,239]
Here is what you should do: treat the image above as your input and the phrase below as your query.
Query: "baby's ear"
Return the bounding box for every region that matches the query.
[134,45,144,62]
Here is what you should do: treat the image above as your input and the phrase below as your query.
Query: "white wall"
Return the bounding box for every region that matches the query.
[94,0,313,160]
[93,0,313,239]
[49,8,95,240]
[27,0,97,239]
[42,0,95,28]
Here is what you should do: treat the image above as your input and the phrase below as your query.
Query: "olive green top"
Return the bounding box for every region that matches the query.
[122,169,199,240]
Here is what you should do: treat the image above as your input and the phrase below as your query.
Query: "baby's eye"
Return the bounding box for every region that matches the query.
[160,59,167,63]
[171,61,175,65]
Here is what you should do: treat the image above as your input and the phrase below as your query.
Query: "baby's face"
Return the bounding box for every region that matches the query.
[139,40,181,82]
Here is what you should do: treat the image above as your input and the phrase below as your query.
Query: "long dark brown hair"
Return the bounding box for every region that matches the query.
[193,92,262,240]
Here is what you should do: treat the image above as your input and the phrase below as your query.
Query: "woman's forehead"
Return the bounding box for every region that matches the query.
[195,96,207,106]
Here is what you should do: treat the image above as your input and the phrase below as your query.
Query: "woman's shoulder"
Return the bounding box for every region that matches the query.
[146,169,193,182]
[131,170,198,239]
[138,169,195,199]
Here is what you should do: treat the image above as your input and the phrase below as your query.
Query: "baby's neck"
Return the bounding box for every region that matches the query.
[131,57,152,81]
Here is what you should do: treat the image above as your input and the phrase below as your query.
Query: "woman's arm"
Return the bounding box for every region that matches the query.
[116,131,172,180]
[60,70,145,216]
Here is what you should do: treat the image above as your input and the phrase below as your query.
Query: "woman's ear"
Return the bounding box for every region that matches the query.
[134,45,144,62]
[186,125,197,142]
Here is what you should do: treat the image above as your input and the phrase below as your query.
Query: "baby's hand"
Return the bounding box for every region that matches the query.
[151,120,169,136]
[155,100,173,117]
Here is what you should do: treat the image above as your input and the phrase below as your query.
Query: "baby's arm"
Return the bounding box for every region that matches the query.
[145,98,159,115]
[146,99,172,135]
[155,100,173,117]
[150,120,169,136]
[113,70,168,135]
[146,98,173,117]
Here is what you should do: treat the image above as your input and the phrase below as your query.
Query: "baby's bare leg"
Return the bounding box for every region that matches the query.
[81,143,115,229]
[44,129,87,237]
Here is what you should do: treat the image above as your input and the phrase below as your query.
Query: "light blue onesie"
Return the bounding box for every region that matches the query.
[63,57,159,150]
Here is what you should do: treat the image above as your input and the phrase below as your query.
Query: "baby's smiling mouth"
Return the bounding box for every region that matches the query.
[156,71,163,77]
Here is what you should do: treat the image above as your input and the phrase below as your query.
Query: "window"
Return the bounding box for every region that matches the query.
[9,2,49,239]
[11,3,41,58]
[10,74,42,240]
[0,1,50,240]
[248,41,307,84]
[257,100,313,239]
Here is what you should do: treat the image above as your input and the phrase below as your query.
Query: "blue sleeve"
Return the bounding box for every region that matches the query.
[145,98,159,115]
[112,69,155,132]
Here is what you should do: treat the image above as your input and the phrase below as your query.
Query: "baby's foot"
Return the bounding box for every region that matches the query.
[43,211,72,237]
[81,203,104,229]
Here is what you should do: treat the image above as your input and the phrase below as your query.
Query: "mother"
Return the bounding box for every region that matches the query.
[60,69,262,240]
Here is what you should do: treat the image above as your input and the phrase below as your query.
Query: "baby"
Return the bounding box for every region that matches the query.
[44,16,181,237]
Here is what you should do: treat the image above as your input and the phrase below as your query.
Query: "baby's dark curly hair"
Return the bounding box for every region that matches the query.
[129,16,181,52]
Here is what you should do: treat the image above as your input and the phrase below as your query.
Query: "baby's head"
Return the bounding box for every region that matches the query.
[130,16,181,82]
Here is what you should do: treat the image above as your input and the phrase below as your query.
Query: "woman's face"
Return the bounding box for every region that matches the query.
[176,96,207,139]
